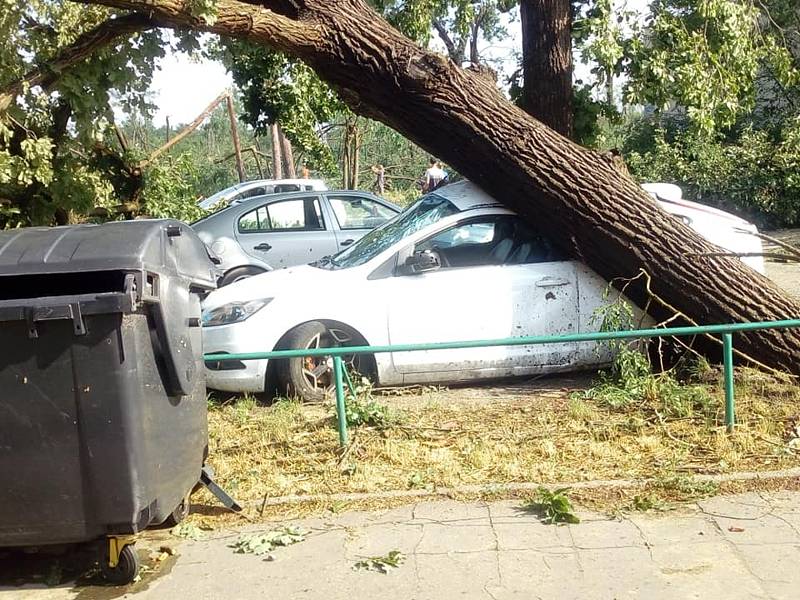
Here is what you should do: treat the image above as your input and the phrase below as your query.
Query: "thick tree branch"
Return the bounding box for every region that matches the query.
[71,0,322,56]
[0,13,158,111]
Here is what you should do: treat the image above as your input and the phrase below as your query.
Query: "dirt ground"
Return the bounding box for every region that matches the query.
[194,238,800,516]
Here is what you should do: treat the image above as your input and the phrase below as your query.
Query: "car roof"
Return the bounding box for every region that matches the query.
[200,179,328,207]
[433,180,503,211]
[441,180,753,228]
[641,182,751,225]
[231,178,327,191]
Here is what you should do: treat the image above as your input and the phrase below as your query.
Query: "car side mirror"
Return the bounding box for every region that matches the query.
[404,249,441,274]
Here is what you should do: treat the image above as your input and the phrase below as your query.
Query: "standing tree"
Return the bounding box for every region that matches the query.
[519,0,574,137]
[10,0,800,373]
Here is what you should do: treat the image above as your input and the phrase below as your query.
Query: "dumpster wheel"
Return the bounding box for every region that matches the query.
[163,491,192,527]
[101,536,139,585]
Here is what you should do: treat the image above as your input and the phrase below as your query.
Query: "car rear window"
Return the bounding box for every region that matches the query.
[328,196,398,230]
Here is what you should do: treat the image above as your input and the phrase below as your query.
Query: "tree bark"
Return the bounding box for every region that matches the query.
[519,0,574,138]
[73,0,800,374]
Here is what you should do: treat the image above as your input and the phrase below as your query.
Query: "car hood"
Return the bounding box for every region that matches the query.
[203,264,346,310]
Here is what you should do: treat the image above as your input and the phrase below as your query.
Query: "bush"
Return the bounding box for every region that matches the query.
[616,115,800,227]
[139,152,216,222]
[580,293,715,419]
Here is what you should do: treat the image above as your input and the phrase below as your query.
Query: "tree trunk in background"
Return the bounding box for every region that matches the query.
[278,123,296,178]
[352,118,361,189]
[270,122,283,179]
[605,66,615,109]
[79,0,800,374]
[341,116,361,189]
[341,125,350,188]
[225,93,247,182]
[519,0,574,138]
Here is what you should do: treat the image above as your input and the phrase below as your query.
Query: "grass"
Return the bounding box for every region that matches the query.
[197,365,800,519]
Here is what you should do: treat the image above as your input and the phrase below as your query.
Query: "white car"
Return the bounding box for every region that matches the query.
[198,178,328,211]
[201,181,764,400]
[641,183,764,274]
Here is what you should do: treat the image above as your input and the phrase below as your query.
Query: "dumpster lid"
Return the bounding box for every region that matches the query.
[0,220,216,288]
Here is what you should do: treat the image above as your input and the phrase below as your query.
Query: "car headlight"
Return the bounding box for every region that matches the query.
[202,298,273,327]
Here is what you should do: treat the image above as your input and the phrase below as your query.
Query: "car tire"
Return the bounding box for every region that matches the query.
[274,321,370,403]
[219,265,266,286]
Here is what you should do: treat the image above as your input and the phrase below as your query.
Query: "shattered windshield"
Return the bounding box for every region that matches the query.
[317,193,459,269]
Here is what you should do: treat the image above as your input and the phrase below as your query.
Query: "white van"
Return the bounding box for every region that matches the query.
[198,179,328,211]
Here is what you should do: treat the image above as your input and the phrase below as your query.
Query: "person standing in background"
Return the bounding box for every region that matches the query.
[371,164,386,194]
[423,158,447,192]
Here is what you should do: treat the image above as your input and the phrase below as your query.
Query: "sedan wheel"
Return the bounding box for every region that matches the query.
[275,321,365,402]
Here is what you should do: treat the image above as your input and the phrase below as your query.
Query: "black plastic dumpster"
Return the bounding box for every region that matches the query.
[0,219,217,583]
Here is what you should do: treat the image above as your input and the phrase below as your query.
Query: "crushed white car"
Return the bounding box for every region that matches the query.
[198,178,328,211]
[202,180,765,400]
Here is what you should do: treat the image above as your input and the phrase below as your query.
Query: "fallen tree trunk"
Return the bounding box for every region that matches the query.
[75,0,800,373]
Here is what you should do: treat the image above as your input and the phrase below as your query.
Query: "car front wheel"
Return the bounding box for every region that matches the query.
[274,321,369,402]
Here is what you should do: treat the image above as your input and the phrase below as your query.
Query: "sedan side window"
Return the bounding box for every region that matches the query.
[414,218,504,269]
[506,217,564,264]
[329,196,397,230]
[238,206,269,231]
[238,198,325,233]
[413,216,561,269]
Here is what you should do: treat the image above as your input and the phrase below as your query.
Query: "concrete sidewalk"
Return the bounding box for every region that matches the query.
[6,491,800,599]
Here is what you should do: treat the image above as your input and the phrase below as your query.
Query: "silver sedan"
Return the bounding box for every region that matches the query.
[192,190,401,285]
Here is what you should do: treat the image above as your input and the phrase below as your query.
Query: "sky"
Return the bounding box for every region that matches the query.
[149,53,232,126]
[147,0,651,126]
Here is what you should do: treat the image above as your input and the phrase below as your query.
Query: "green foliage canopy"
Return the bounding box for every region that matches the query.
[0,1,166,227]
[574,0,800,133]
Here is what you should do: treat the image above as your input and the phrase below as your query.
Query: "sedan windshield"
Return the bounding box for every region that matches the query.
[320,193,459,269]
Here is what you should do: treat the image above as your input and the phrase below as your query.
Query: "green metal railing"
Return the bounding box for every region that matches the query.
[204,318,800,446]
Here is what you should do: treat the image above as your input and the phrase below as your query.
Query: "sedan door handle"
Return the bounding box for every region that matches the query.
[340,239,355,246]
[253,243,272,251]
[536,277,570,287]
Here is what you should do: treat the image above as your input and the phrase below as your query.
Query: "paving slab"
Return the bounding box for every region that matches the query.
[4,491,800,600]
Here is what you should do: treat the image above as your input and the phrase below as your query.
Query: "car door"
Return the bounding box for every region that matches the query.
[235,196,338,269]
[385,215,579,375]
[326,194,399,251]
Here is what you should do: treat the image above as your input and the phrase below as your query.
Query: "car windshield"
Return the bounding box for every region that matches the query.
[318,193,459,269]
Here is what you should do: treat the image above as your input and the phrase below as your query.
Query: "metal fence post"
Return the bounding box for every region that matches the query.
[333,356,348,447]
[722,333,735,433]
